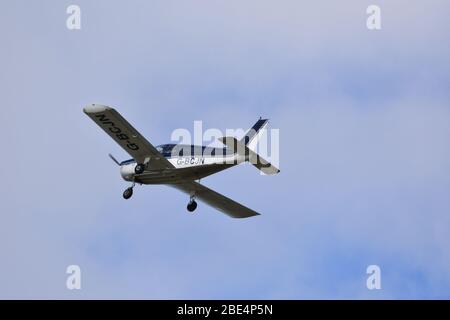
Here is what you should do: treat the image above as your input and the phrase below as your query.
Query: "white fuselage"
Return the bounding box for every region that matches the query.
[120,152,246,184]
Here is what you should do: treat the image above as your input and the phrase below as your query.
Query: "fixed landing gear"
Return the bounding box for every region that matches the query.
[187,185,200,213]
[187,200,197,212]
[123,187,133,199]
[187,197,197,212]
[123,182,135,200]
[134,163,145,174]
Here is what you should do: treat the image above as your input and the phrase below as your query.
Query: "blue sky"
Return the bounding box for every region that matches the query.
[1,0,450,299]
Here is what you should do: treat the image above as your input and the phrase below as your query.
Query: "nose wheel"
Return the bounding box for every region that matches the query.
[123,187,133,199]
[123,182,135,200]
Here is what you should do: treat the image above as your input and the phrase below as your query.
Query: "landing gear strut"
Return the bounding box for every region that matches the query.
[123,182,135,200]
[187,196,197,212]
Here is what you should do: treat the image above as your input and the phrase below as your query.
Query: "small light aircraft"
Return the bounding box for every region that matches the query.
[84,104,279,218]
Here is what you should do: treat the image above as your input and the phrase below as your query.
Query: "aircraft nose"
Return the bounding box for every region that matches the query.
[120,164,135,181]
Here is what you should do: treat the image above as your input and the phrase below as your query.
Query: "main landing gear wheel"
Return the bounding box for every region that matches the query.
[134,163,145,174]
[187,200,197,212]
[123,187,133,200]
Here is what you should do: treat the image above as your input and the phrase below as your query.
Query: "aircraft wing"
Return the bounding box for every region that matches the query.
[170,181,260,218]
[83,104,173,170]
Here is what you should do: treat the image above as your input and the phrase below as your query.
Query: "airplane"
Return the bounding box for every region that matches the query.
[83,104,280,218]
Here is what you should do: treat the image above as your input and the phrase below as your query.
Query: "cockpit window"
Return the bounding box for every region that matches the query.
[156,144,177,157]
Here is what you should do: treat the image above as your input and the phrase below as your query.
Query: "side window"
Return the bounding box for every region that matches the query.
[163,145,174,157]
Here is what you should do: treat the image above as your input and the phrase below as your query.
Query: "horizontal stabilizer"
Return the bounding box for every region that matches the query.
[219,137,280,175]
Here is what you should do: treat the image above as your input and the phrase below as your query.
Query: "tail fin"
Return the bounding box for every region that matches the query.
[240,118,269,151]
[219,136,280,175]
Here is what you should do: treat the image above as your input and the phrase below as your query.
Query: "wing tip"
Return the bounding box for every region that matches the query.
[233,212,261,219]
[83,103,112,114]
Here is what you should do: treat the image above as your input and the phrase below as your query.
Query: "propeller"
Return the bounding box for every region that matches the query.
[108,153,121,166]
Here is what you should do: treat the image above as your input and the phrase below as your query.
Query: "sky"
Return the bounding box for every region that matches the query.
[1,0,450,299]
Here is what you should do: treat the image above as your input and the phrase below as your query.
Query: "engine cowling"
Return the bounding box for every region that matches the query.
[120,163,137,181]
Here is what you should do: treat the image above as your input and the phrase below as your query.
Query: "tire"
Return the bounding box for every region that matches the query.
[187,200,197,212]
[123,187,133,200]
